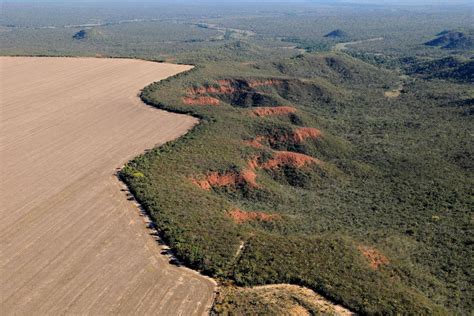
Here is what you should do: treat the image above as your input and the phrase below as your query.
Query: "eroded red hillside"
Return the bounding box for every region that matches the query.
[183,96,220,106]
[191,169,258,190]
[250,106,297,117]
[259,151,320,169]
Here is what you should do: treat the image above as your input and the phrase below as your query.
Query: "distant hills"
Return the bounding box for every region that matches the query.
[324,29,347,39]
[425,30,473,50]
[72,28,104,41]
[404,56,473,83]
[73,30,88,40]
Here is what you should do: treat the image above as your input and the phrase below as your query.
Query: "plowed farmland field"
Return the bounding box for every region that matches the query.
[0,57,215,315]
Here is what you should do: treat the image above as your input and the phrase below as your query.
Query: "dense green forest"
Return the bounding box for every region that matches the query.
[120,51,472,314]
[3,2,472,314]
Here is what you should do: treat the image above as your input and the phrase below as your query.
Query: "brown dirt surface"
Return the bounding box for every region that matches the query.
[0,57,216,315]
[183,96,220,106]
[247,156,261,170]
[215,284,354,315]
[292,127,322,142]
[246,127,321,149]
[188,80,236,95]
[358,245,390,270]
[260,151,321,169]
[384,90,401,98]
[244,136,266,149]
[250,106,297,117]
[191,169,258,190]
[227,209,281,223]
[257,285,354,316]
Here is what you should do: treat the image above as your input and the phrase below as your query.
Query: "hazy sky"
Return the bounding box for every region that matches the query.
[1,0,472,3]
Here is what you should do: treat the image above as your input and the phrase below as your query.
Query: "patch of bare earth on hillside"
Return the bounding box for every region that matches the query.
[384,74,407,98]
[245,136,267,149]
[191,144,320,191]
[190,169,258,190]
[245,127,322,148]
[187,80,237,95]
[292,127,322,142]
[191,150,319,190]
[214,284,354,315]
[259,151,321,169]
[250,106,297,117]
[185,78,295,112]
[358,245,390,270]
[183,96,220,106]
[384,89,402,98]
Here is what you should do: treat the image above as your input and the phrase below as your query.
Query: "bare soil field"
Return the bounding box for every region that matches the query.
[0,57,215,315]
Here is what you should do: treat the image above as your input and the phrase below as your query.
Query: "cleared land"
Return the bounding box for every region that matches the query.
[0,57,215,315]
[214,284,354,315]
[333,37,384,51]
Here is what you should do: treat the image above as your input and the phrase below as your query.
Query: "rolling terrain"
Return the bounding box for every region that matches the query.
[1,2,472,314]
[0,57,215,315]
[122,53,472,314]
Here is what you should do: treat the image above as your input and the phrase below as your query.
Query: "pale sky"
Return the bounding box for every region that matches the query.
[1,0,473,4]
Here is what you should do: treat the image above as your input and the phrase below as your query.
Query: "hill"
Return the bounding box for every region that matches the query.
[121,50,472,314]
[72,29,87,40]
[324,29,347,39]
[2,3,471,314]
[404,56,474,83]
[72,28,105,41]
[425,30,474,50]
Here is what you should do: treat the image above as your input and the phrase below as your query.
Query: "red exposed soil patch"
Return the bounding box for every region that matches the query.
[191,178,213,190]
[246,128,321,149]
[185,78,289,107]
[183,96,220,106]
[260,151,320,169]
[250,106,297,117]
[216,79,235,87]
[188,78,284,96]
[192,152,318,191]
[228,208,281,223]
[292,127,322,142]
[241,169,258,186]
[244,136,266,149]
[247,156,261,170]
[191,169,258,190]
[188,80,236,95]
[358,246,389,270]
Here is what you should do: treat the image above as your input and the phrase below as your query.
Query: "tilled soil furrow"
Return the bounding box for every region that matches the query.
[0,57,215,315]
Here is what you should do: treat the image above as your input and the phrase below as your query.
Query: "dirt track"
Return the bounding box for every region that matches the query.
[0,57,215,315]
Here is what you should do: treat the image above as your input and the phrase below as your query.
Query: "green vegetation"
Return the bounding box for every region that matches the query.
[119,51,472,314]
[4,2,472,314]
[403,56,473,83]
[212,284,353,315]
[2,2,473,60]
[425,30,474,50]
